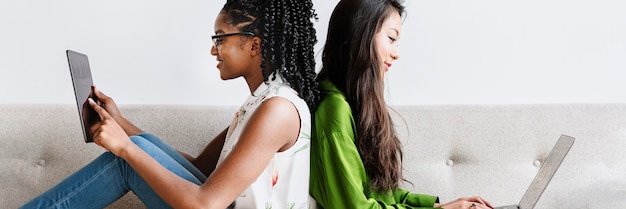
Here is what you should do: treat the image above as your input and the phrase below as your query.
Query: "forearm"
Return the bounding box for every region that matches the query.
[395,189,439,208]
[118,117,143,136]
[316,185,437,209]
[191,128,228,176]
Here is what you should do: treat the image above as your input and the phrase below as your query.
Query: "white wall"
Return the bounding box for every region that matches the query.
[1,0,625,105]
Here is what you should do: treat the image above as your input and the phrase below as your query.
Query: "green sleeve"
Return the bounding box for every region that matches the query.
[392,188,440,208]
[310,86,439,209]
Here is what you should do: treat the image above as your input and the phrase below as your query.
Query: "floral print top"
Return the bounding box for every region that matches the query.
[216,73,312,209]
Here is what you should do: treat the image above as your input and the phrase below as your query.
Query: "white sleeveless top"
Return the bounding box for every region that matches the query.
[216,74,312,209]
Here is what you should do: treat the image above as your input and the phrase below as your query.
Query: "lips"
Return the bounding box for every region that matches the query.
[216,60,223,69]
[384,62,392,71]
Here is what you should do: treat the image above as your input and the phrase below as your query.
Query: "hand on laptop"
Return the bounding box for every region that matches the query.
[433,196,494,209]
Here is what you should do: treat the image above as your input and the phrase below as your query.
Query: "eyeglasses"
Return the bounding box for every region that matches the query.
[211,32,255,47]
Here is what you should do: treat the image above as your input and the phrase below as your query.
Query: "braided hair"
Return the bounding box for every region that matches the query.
[221,0,320,112]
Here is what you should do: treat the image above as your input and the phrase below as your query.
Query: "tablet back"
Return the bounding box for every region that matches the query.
[66,49,98,143]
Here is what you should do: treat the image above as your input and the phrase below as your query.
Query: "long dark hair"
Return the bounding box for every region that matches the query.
[317,0,405,192]
[221,0,319,111]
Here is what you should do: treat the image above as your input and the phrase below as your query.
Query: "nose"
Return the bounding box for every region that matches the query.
[391,46,400,60]
[210,45,218,56]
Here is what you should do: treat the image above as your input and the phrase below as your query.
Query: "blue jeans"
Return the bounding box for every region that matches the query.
[20,133,207,209]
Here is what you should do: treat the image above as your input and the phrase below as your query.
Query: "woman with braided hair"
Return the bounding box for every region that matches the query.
[20,0,319,208]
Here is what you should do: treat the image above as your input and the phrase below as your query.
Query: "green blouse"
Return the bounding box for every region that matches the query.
[310,81,440,209]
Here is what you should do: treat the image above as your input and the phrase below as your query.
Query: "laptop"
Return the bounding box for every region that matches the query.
[66,49,100,143]
[494,134,575,209]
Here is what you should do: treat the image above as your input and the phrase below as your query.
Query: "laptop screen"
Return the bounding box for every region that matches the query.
[518,135,575,209]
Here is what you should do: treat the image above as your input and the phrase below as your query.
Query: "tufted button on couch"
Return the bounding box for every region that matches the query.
[2,104,625,208]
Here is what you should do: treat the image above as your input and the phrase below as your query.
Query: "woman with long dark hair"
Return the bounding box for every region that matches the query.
[310,0,492,208]
[20,0,318,208]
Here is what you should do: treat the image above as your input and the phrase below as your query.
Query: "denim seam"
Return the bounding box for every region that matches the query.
[48,155,119,209]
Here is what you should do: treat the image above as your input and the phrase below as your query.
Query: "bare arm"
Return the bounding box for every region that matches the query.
[93,86,227,176]
[184,127,228,176]
[89,97,299,209]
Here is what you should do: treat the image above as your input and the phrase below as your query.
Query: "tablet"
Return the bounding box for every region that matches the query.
[66,49,99,143]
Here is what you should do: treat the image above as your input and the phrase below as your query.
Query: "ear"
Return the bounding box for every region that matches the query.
[250,37,262,56]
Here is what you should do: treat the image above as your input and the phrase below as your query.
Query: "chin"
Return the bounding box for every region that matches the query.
[219,73,239,81]
[219,75,231,81]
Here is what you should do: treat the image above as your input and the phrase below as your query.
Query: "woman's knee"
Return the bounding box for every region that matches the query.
[129,135,163,155]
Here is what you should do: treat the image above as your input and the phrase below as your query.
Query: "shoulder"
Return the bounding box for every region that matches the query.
[256,96,300,122]
[265,83,311,120]
[314,82,355,133]
[243,97,301,149]
[317,93,351,116]
[317,81,352,119]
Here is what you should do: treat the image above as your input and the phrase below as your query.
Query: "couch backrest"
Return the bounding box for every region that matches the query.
[2,104,625,208]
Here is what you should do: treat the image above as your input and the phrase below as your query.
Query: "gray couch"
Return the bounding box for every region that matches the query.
[2,104,625,208]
